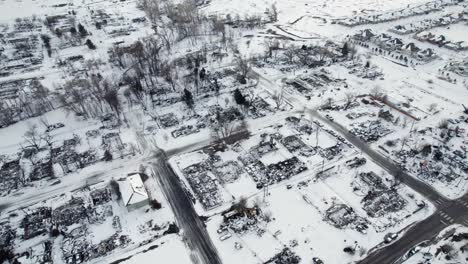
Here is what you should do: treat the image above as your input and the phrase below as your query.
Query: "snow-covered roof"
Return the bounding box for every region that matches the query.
[118,174,148,206]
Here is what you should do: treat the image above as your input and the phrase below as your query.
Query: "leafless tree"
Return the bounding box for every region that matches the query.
[236,56,252,82]
[272,88,285,109]
[370,86,383,99]
[283,46,296,64]
[269,4,278,22]
[23,124,43,150]
[312,46,330,62]
[39,117,50,129]
[103,88,122,121]
[348,43,358,61]
[138,0,161,27]
[59,79,91,118]
[0,101,15,127]
[344,93,356,110]
[42,132,54,150]
[211,112,248,142]
[30,79,54,111]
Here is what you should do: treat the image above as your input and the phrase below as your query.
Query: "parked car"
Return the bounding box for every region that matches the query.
[46,123,65,132]
[312,257,324,264]
[219,232,232,241]
[407,246,421,258]
[416,200,426,208]
[384,232,398,243]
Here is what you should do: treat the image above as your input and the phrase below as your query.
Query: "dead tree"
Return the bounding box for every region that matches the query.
[236,56,252,84]
[344,93,356,110]
[283,46,296,64]
[103,88,122,122]
[272,88,285,109]
[23,124,43,150]
[268,4,278,22]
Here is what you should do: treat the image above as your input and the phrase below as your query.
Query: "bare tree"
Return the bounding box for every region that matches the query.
[39,117,50,129]
[272,88,285,109]
[59,79,91,118]
[344,93,356,110]
[23,124,43,150]
[236,56,252,84]
[103,88,122,121]
[42,132,54,151]
[370,86,383,99]
[283,46,296,64]
[270,4,278,22]
[0,101,15,128]
[211,111,248,142]
[138,0,161,27]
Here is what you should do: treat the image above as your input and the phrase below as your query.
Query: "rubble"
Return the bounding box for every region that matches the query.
[325,204,369,233]
[350,120,392,142]
[183,163,223,209]
[171,125,200,138]
[213,161,243,183]
[346,157,367,168]
[0,159,25,195]
[52,198,88,226]
[265,247,301,264]
[281,135,316,157]
[20,207,52,240]
[159,113,179,128]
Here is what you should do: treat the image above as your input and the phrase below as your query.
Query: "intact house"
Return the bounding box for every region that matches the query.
[350,29,437,62]
[118,173,149,211]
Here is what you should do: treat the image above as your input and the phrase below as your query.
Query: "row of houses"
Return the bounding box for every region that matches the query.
[416,31,468,51]
[351,29,437,61]
[389,13,463,35]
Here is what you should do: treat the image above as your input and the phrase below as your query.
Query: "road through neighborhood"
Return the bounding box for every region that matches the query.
[151,149,223,264]
[311,111,468,264]
[253,70,468,264]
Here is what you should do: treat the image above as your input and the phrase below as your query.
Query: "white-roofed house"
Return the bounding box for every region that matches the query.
[118,173,149,211]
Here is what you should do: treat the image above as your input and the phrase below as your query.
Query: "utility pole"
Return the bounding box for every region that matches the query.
[400,137,407,152]
[263,178,269,202]
[316,126,320,147]
[409,119,416,136]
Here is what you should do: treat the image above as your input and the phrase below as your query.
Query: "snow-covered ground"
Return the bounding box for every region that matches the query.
[403,225,468,263]
[1,0,468,263]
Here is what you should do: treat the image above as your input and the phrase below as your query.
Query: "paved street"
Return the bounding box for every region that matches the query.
[252,70,468,264]
[151,149,222,264]
[311,111,468,264]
